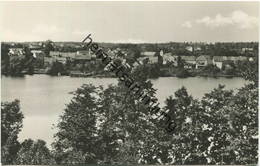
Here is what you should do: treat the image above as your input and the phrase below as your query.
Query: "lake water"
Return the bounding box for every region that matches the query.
[1,75,247,148]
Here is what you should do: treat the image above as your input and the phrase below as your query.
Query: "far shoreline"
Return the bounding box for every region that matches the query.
[1,73,244,79]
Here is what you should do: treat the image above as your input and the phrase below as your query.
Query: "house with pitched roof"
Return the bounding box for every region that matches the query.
[213,56,225,69]
[137,56,159,65]
[148,56,159,64]
[49,51,76,64]
[249,57,254,62]
[180,56,196,64]
[179,56,196,69]
[163,53,178,66]
[141,51,156,57]
[8,48,25,63]
[242,47,254,53]
[31,50,45,68]
[196,55,212,69]
[222,56,248,64]
[8,48,24,56]
[29,44,42,50]
[74,51,92,63]
[185,46,193,52]
[50,51,76,59]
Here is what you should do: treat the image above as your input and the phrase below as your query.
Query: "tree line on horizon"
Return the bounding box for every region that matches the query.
[1,59,258,165]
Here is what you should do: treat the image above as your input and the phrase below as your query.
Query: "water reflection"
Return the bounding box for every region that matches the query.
[1,75,247,147]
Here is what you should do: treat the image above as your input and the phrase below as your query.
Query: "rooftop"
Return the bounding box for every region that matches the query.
[180,55,196,61]
[141,51,156,57]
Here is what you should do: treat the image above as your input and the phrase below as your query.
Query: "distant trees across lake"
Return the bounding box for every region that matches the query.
[1,40,258,78]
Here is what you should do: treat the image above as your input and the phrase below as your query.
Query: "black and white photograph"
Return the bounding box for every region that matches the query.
[0,1,259,165]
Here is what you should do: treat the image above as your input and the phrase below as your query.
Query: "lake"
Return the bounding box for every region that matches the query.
[1,75,247,148]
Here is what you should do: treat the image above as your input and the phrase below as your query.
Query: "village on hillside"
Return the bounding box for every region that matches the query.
[1,41,258,78]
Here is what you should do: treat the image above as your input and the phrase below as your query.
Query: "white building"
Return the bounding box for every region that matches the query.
[141,51,156,57]
[163,53,178,66]
[213,56,224,69]
[185,46,193,52]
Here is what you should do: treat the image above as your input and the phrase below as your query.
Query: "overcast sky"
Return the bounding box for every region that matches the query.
[0,1,258,43]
